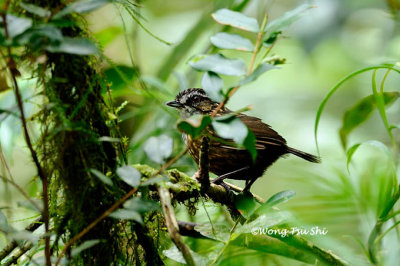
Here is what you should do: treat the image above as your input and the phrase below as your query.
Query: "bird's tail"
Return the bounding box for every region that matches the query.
[286,147,321,163]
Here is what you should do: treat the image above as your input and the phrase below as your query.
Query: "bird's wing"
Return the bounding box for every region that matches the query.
[206,113,286,151]
[237,113,286,148]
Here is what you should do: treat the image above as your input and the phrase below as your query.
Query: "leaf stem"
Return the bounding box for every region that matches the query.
[248,13,268,75]
[210,217,241,265]
[211,13,268,117]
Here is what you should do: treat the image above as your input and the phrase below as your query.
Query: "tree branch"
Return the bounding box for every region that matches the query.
[2,165,348,266]
[158,186,195,266]
[197,136,210,192]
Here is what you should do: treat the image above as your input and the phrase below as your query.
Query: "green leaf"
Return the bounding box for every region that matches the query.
[104,65,136,90]
[371,71,396,142]
[212,116,247,144]
[265,190,296,206]
[265,4,313,41]
[124,197,161,213]
[253,190,295,216]
[3,15,32,38]
[71,240,101,257]
[345,143,360,172]
[116,165,141,187]
[177,115,212,138]
[0,108,20,118]
[94,26,123,47]
[236,212,290,235]
[194,223,230,242]
[212,8,260,32]
[243,130,257,162]
[201,72,224,102]
[263,31,281,46]
[235,192,258,218]
[213,115,257,161]
[16,24,63,46]
[20,3,51,17]
[237,63,275,86]
[339,92,399,148]
[90,169,113,186]
[210,32,254,52]
[346,140,394,172]
[314,64,400,154]
[9,230,40,244]
[163,246,208,265]
[109,209,143,223]
[46,37,98,55]
[144,135,173,164]
[390,124,400,131]
[53,0,113,19]
[17,199,43,212]
[189,53,247,76]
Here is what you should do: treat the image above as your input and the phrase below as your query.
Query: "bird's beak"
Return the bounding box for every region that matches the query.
[166,100,183,108]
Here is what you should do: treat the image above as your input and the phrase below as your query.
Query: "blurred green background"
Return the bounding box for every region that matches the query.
[1,0,400,265]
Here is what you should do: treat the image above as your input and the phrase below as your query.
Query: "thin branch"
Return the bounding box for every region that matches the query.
[247,14,268,75]
[197,136,210,192]
[211,13,268,117]
[2,165,347,266]
[1,10,50,266]
[158,186,195,266]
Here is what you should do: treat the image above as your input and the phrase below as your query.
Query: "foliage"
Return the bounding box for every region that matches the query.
[1,0,399,265]
[315,65,400,265]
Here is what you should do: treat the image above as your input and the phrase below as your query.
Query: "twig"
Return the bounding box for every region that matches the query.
[210,218,241,265]
[248,14,268,75]
[211,13,268,117]
[158,186,195,266]
[1,10,50,266]
[197,136,210,192]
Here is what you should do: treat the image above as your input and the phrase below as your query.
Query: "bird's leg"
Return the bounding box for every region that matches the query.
[212,166,250,184]
[212,166,251,197]
[243,177,257,192]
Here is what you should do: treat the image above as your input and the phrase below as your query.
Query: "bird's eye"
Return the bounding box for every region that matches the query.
[192,96,200,102]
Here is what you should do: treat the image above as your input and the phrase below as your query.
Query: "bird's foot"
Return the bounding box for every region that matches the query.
[212,178,235,198]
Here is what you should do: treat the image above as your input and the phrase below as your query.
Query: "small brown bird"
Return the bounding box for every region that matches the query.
[167,88,320,192]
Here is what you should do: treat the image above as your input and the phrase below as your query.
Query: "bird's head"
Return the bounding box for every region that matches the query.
[166,88,218,118]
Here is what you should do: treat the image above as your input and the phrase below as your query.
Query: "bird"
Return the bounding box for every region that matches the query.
[166,88,320,192]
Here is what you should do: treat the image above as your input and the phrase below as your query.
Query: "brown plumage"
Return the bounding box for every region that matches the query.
[167,88,320,191]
